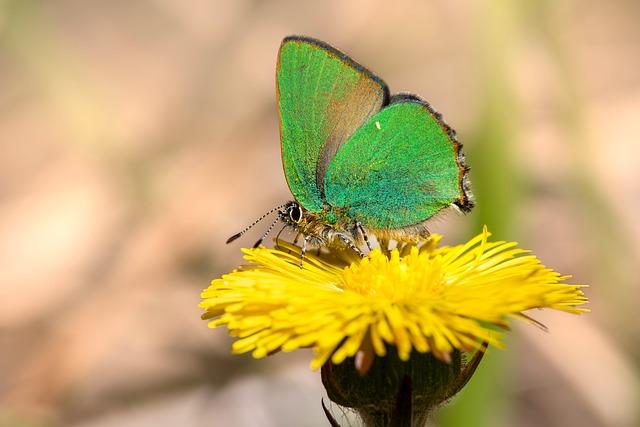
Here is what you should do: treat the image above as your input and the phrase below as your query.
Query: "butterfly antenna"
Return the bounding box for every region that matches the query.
[253,216,281,248]
[226,203,287,244]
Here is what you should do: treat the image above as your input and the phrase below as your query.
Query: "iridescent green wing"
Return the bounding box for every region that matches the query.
[324,96,472,229]
[277,36,389,212]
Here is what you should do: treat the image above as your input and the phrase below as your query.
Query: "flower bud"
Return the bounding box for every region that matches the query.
[322,347,462,426]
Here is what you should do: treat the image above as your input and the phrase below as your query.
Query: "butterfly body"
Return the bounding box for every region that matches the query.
[228,36,473,256]
[278,201,366,253]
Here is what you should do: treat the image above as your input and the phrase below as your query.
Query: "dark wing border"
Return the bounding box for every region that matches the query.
[388,93,474,213]
[282,35,391,106]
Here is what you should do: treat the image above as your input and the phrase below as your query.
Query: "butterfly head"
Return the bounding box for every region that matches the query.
[279,201,337,244]
[282,201,303,225]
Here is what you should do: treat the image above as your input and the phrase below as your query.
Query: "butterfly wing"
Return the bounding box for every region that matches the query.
[277,36,389,212]
[324,96,472,230]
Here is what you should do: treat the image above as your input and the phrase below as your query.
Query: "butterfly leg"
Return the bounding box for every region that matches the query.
[274,223,288,249]
[293,232,302,245]
[299,235,310,268]
[338,234,364,258]
[356,221,372,251]
[275,223,287,241]
[284,232,302,255]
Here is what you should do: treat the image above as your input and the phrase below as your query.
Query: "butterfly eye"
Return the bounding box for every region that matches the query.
[289,205,302,223]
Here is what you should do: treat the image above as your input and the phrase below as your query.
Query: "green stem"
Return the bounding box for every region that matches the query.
[439,0,521,425]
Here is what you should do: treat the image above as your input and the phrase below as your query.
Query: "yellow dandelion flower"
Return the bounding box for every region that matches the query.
[201,227,588,370]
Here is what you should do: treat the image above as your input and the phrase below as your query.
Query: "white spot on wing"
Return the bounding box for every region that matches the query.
[375,121,381,130]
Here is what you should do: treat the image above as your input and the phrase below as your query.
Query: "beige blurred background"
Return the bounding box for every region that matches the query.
[1,1,639,426]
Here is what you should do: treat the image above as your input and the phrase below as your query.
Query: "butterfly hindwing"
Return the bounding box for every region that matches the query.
[324,97,472,230]
[277,36,389,213]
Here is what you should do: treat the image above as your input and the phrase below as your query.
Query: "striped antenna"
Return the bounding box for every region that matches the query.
[226,203,287,244]
[252,216,281,248]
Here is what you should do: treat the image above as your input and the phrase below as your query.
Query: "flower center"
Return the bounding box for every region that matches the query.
[340,247,445,302]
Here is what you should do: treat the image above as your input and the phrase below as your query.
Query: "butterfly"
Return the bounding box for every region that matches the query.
[228,36,473,261]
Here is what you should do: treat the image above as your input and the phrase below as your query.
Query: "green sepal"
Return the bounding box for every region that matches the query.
[321,347,461,426]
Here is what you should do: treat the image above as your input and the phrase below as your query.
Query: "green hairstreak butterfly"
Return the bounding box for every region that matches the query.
[227,36,473,260]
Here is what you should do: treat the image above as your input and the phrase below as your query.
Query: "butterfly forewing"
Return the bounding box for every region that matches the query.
[277,36,389,212]
[324,99,471,229]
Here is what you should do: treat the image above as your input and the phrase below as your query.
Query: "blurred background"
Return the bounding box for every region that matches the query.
[1,0,638,426]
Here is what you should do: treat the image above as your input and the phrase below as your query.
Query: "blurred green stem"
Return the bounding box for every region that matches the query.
[438,0,522,426]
